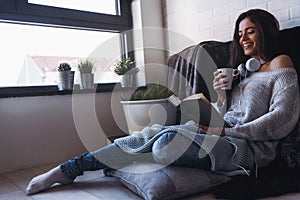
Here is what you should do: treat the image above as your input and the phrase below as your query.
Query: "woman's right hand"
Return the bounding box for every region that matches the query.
[213,70,227,104]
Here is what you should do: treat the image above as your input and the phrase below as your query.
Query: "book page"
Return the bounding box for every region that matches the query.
[182,93,211,106]
[179,93,227,127]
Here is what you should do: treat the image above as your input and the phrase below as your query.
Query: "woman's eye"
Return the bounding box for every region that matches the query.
[247,30,255,34]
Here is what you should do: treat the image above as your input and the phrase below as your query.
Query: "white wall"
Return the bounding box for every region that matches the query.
[163,0,300,52]
[0,92,127,174]
[131,0,169,86]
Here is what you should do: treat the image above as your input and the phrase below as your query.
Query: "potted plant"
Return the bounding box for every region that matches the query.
[121,84,177,134]
[114,57,139,87]
[57,62,75,91]
[78,59,95,89]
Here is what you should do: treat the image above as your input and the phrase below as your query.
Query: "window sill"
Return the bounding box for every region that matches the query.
[0,83,121,98]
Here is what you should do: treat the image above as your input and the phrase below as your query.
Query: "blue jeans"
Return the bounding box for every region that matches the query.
[152,131,211,169]
[61,131,211,179]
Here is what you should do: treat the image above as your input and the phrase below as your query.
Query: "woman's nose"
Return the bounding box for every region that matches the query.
[241,33,248,41]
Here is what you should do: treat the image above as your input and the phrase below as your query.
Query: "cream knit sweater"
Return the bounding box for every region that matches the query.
[223,68,300,168]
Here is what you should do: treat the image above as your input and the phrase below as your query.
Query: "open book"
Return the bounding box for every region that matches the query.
[167,93,228,127]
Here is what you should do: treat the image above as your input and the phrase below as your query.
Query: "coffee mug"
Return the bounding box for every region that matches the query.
[218,68,240,90]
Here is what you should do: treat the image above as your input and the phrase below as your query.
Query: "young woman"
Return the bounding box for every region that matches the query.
[26,9,299,195]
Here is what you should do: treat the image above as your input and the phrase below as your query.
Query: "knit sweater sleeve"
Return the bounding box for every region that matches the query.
[225,81,299,141]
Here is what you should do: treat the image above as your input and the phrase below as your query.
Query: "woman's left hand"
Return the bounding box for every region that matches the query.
[195,123,225,136]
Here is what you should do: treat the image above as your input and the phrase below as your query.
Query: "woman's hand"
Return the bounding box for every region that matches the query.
[213,70,227,103]
[195,123,225,136]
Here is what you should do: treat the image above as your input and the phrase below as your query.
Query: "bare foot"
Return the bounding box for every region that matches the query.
[26,166,74,195]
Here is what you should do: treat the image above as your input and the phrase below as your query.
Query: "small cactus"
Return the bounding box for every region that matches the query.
[58,62,71,72]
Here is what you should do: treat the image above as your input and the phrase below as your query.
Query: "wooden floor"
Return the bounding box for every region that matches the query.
[0,162,144,200]
[1,163,300,200]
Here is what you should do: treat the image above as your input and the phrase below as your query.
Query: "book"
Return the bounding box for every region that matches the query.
[167,93,228,127]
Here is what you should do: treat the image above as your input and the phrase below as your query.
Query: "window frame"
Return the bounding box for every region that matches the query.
[0,0,134,98]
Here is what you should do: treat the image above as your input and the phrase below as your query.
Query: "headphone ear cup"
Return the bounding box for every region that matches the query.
[246,58,261,72]
[238,63,246,77]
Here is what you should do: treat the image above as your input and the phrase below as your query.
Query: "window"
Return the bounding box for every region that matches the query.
[0,22,121,87]
[0,0,133,96]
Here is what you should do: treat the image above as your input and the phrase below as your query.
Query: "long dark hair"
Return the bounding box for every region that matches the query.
[230,9,280,67]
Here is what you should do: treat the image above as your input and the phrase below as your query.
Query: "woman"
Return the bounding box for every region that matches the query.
[26,9,299,195]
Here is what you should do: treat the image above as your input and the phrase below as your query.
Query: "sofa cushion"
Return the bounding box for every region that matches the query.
[107,162,231,200]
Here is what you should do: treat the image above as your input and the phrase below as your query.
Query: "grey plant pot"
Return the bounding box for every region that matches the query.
[80,73,94,89]
[57,71,75,91]
[120,74,137,87]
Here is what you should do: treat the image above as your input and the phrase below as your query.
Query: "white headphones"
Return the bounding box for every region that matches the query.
[238,58,266,77]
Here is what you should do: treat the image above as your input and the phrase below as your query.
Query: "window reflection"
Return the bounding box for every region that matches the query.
[28,0,118,15]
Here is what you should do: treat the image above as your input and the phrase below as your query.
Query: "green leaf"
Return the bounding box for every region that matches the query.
[129,84,173,101]
[114,57,139,75]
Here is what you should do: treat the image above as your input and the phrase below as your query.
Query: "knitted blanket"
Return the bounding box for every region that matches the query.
[114,121,254,176]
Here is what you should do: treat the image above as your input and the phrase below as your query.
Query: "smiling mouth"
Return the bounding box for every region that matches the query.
[243,43,253,50]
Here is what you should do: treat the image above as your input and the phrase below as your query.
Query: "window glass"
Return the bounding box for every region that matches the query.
[0,22,121,87]
[28,0,118,15]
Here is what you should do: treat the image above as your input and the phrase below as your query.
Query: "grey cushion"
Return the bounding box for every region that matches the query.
[108,162,231,200]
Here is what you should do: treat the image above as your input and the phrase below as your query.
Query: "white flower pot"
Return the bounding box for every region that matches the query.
[121,99,177,134]
[120,74,137,87]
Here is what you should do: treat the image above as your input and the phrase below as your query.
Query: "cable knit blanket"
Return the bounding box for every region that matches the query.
[114,121,254,176]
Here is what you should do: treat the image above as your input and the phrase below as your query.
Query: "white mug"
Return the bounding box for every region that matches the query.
[218,68,240,90]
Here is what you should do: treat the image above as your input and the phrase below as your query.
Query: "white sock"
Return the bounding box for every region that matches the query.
[26,166,74,195]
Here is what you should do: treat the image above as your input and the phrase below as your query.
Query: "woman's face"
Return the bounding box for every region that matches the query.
[238,18,260,58]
